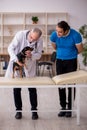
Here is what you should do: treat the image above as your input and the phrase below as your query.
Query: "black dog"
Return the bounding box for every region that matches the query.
[12,46,33,78]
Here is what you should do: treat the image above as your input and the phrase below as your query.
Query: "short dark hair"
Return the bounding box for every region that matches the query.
[32,28,42,37]
[57,21,70,32]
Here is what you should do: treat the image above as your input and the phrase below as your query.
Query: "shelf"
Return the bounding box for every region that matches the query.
[3,25,24,36]
[25,12,46,25]
[25,23,45,26]
[3,24,24,26]
[3,13,25,25]
[0,12,68,54]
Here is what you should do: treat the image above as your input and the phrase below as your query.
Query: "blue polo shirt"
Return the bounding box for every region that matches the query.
[50,29,82,60]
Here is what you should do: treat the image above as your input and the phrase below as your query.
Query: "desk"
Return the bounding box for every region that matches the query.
[0,76,83,125]
[0,54,9,76]
[39,52,52,61]
[0,54,9,61]
[1,70,87,125]
[0,53,52,75]
[0,53,51,62]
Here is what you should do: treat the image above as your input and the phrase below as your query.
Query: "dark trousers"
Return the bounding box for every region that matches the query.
[13,88,37,111]
[56,58,77,109]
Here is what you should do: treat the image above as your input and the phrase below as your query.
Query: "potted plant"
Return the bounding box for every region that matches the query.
[79,24,87,66]
[31,16,39,24]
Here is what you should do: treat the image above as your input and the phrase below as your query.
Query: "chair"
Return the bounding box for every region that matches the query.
[37,51,56,77]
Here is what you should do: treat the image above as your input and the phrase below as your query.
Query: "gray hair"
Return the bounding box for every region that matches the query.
[32,28,42,37]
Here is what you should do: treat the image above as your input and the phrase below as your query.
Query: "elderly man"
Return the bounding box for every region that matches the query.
[5,28,43,120]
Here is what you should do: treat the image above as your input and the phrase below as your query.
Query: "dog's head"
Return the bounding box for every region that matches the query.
[17,46,33,64]
[22,46,34,55]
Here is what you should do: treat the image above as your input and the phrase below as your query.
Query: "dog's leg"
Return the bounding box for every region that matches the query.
[20,68,23,78]
[12,69,15,78]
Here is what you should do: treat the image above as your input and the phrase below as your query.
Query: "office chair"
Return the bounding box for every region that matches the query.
[37,51,56,77]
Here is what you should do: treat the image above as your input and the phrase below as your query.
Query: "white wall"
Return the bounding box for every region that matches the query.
[0,0,87,29]
[0,0,86,69]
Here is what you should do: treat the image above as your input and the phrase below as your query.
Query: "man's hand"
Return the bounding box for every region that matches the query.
[16,60,24,67]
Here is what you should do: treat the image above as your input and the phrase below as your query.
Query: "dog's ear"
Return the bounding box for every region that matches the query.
[22,46,34,54]
[22,48,26,54]
[24,46,33,51]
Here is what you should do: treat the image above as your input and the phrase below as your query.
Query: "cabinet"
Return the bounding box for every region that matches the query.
[2,13,25,53]
[0,12,68,75]
[0,12,68,54]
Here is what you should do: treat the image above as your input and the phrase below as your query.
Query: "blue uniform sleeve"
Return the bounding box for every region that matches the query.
[74,32,82,44]
[50,31,57,43]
